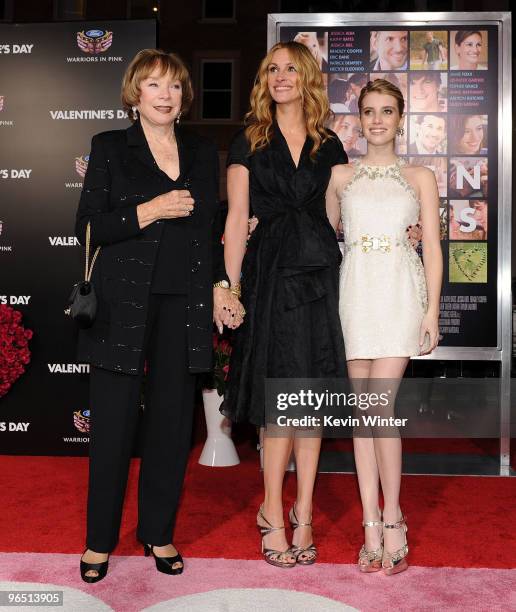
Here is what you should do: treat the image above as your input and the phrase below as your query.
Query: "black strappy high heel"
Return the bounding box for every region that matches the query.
[80,550,109,583]
[143,544,184,575]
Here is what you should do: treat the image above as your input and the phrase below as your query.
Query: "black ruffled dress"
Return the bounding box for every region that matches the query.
[221,124,348,426]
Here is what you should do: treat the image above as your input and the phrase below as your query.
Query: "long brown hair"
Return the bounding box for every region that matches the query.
[244,41,332,158]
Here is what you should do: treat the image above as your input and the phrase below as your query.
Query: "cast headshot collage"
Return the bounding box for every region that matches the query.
[282,28,491,285]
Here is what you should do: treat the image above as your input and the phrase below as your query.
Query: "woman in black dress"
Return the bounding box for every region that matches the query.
[219,41,348,567]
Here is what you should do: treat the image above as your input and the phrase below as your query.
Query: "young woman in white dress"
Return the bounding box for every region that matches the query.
[326,79,442,575]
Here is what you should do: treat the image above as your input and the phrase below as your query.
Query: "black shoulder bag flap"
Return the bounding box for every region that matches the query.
[64,222,101,329]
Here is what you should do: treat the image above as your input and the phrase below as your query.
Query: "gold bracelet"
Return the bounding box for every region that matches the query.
[230,282,241,299]
[213,280,230,289]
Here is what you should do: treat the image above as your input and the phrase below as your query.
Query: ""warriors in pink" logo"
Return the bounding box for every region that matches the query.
[77,29,113,54]
[73,409,90,433]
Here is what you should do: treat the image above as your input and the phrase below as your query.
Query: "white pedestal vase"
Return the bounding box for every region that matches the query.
[199,388,240,467]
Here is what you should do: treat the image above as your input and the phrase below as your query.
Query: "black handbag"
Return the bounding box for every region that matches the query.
[64,222,101,329]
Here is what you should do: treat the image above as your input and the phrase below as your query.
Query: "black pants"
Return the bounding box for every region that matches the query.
[86,294,196,552]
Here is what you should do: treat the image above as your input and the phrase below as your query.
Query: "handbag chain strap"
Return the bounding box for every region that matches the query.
[85,222,101,283]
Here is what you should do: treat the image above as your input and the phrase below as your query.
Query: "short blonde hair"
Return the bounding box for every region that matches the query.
[121,49,193,121]
[358,79,405,117]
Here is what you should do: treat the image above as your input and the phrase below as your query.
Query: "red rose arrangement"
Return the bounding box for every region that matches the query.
[0,305,33,398]
[211,332,232,397]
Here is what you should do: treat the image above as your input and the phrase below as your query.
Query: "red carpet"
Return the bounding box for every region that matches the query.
[2,443,515,569]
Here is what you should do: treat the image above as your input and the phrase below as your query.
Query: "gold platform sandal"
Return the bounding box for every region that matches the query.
[257,505,296,568]
[288,504,317,565]
[382,515,409,575]
[358,518,383,573]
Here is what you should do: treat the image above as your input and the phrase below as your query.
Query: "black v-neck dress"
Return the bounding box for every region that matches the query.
[220,125,348,427]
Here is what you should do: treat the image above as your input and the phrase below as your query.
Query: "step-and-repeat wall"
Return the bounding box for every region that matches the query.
[270,13,512,473]
[0,21,155,455]
[275,18,503,350]
[1,15,511,458]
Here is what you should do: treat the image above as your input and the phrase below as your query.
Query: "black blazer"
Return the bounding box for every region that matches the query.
[75,121,227,375]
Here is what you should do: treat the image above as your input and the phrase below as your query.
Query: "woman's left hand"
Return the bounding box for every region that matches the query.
[248,216,259,239]
[419,312,440,355]
[213,288,245,333]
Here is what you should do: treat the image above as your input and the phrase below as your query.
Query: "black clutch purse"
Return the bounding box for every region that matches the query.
[65,222,101,329]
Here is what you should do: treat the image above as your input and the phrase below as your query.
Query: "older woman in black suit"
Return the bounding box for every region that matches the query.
[76,49,239,582]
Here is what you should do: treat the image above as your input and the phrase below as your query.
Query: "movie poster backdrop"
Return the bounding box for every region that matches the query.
[280,24,498,350]
[0,21,156,455]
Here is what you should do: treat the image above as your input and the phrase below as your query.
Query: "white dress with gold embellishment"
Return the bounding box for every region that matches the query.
[339,159,428,360]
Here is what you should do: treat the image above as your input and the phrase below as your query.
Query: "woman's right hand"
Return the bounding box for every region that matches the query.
[137,190,195,229]
[406,222,422,248]
[153,190,195,219]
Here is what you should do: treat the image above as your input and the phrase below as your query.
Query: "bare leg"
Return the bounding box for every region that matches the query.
[291,433,322,560]
[260,431,296,563]
[349,359,382,553]
[368,357,409,557]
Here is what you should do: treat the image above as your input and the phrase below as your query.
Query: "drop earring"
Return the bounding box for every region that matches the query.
[131,106,138,121]
[175,111,182,124]
[396,127,404,136]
